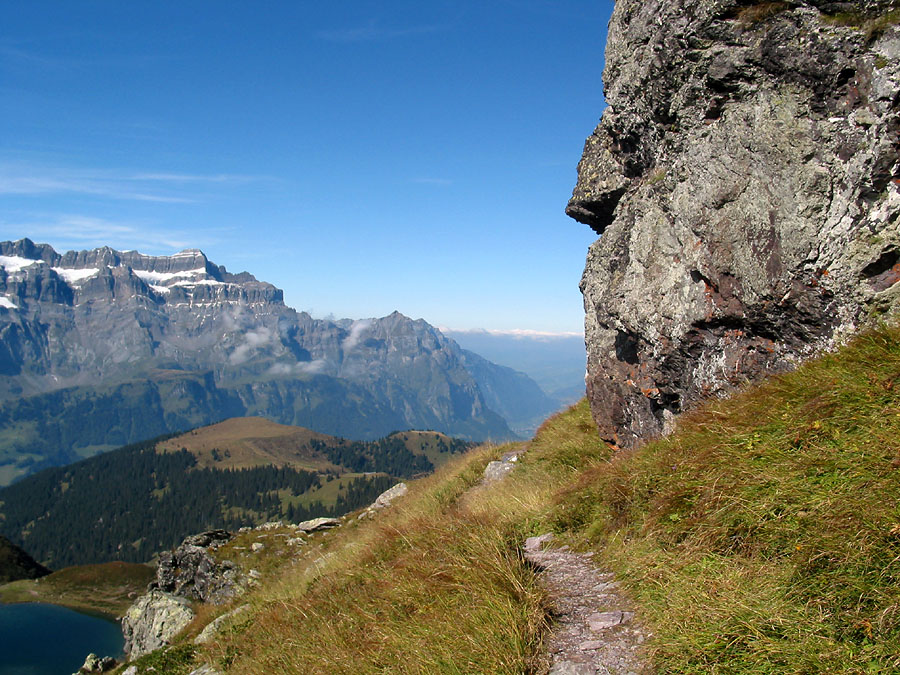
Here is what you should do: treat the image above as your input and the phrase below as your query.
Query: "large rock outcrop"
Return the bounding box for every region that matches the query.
[151,530,242,604]
[122,531,238,659]
[569,0,900,446]
[121,590,195,659]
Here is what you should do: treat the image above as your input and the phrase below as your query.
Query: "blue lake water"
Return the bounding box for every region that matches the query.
[0,603,124,675]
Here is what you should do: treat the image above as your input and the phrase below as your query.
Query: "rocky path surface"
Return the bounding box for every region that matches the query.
[477,446,649,674]
[524,534,648,674]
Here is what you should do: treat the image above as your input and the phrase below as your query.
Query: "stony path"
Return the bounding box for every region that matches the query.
[475,446,649,673]
[524,534,649,674]
[472,447,649,674]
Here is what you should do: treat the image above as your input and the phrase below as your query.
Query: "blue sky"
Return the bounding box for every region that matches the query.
[0,0,613,333]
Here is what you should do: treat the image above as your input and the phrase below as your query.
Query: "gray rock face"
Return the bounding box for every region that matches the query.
[193,604,250,645]
[74,653,116,673]
[358,482,409,519]
[153,530,241,604]
[293,517,341,533]
[568,1,900,446]
[0,240,521,483]
[373,482,408,508]
[187,666,223,675]
[481,447,525,485]
[121,590,195,659]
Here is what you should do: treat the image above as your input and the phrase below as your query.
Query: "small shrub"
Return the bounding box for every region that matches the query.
[737,2,792,27]
[822,8,900,42]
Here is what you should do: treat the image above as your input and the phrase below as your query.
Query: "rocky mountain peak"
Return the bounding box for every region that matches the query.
[0,240,548,483]
[0,240,280,314]
[569,0,899,446]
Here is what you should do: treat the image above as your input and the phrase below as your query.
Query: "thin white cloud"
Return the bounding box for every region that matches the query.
[318,20,442,43]
[267,359,327,376]
[1,214,205,254]
[0,170,190,203]
[441,327,584,340]
[128,172,258,183]
[229,327,274,365]
[341,319,372,352]
[0,162,265,203]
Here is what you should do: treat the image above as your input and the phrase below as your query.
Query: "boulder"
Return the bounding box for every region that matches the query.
[482,461,515,483]
[188,666,223,675]
[373,482,408,509]
[153,530,241,604]
[294,517,341,533]
[74,653,116,673]
[193,604,250,645]
[121,590,194,660]
[568,0,900,446]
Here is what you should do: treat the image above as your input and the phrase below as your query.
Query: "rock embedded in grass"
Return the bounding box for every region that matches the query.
[121,590,195,659]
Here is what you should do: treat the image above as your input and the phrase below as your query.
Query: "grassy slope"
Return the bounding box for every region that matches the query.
[552,326,900,673]
[0,562,155,618]
[121,325,900,674]
[155,417,342,472]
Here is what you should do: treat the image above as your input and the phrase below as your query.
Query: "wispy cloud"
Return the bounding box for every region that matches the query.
[0,40,81,71]
[441,327,584,340]
[267,359,328,376]
[318,20,442,43]
[342,319,372,352]
[0,162,265,203]
[1,214,207,253]
[128,172,258,184]
[229,327,275,365]
[411,177,452,186]
[0,37,179,73]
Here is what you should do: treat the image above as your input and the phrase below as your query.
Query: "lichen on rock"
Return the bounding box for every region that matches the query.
[569,0,900,446]
[121,590,195,660]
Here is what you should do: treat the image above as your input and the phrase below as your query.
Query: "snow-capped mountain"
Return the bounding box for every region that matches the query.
[0,239,542,485]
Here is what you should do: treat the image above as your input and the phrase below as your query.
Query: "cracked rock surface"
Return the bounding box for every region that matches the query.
[569,0,900,447]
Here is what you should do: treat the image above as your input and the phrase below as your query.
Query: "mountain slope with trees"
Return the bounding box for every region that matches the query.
[0,241,547,484]
[0,421,471,568]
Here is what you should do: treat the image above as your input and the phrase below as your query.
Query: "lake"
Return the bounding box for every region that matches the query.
[0,603,124,675]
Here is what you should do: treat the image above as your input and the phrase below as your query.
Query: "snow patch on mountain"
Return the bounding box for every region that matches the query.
[0,256,42,272]
[133,268,206,283]
[52,267,99,284]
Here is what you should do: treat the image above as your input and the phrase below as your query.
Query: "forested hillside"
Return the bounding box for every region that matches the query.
[0,424,471,568]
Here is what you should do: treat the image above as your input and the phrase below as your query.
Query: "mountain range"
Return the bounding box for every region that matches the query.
[0,239,560,485]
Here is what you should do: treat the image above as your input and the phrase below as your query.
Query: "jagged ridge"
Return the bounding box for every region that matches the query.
[0,239,537,484]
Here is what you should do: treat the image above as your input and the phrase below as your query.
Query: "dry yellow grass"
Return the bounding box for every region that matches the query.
[127,326,900,674]
[155,417,341,472]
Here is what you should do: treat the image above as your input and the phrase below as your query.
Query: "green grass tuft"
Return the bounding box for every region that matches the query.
[821,7,900,41]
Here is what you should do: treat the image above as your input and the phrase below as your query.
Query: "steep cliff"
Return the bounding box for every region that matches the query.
[568,0,900,445]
